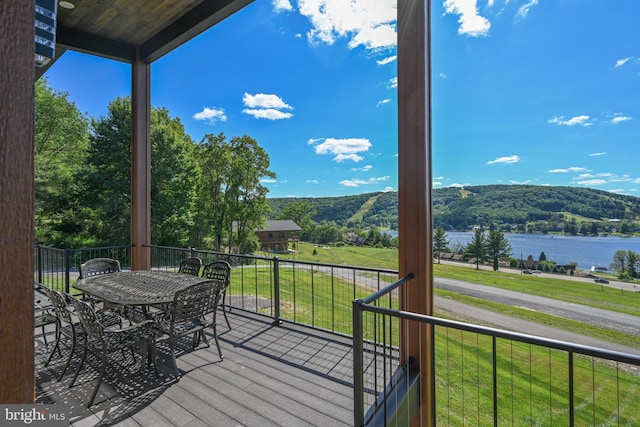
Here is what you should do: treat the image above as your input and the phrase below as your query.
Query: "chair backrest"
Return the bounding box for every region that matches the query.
[178,257,202,276]
[70,297,104,339]
[171,280,224,324]
[46,287,75,325]
[201,260,231,288]
[79,258,121,279]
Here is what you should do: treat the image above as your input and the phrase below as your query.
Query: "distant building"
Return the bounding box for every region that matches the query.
[256,220,302,253]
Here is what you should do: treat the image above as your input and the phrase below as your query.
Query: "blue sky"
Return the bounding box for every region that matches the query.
[45,0,639,199]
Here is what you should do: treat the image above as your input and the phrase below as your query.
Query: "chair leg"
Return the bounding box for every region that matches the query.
[69,337,88,388]
[57,332,77,382]
[87,351,107,407]
[169,339,180,379]
[212,323,223,361]
[221,291,231,329]
[44,322,62,367]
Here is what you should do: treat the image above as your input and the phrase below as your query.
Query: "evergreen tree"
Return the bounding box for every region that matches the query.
[463,228,487,270]
[486,230,512,271]
[433,226,449,264]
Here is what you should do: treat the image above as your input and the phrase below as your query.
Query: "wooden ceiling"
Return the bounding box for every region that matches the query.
[38,0,252,76]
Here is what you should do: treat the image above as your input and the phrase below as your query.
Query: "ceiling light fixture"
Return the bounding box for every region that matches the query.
[59,1,75,9]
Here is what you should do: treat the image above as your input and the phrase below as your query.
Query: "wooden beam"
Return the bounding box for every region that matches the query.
[57,26,137,63]
[139,0,255,62]
[130,53,151,270]
[0,0,36,403]
[397,0,434,425]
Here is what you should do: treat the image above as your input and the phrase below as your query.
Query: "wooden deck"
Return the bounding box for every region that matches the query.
[35,310,354,426]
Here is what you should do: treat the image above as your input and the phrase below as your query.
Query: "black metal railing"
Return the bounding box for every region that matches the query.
[353,275,640,426]
[34,244,132,293]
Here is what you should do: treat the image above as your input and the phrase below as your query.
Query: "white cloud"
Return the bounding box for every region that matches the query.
[615,56,633,67]
[515,0,538,20]
[509,179,533,185]
[577,179,607,186]
[312,137,372,163]
[376,99,391,107]
[548,115,593,126]
[243,93,292,110]
[242,108,293,120]
[272,0,293,13]
[297,0,397,50]
[487,155,520,165]
[351,165,373,171]
[548,167,589,173]
[339,176,390,187]
[382,187,395,192]
[242,93,293,120]
[588,152,607,157]
[377,55,397,66]
[306,179,319,184]
[192,107,227,124]
[611,115,632,124]
[388,77,397,88]
[261,178,277,183]
[439,73,447,78]
[443,0,491,37]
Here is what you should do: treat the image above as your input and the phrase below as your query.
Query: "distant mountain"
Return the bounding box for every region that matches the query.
[268,185,640,232]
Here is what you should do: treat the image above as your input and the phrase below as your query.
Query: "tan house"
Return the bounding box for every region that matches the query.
[256,220,302,252]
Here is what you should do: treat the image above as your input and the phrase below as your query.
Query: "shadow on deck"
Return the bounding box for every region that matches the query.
[35,310,354,426]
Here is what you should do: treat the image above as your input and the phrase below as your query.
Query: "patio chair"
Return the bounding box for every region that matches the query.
[201,260,232,329]
[153,280,225,379]
[69,296,154,407]
[44,288,122,382]
[34,283,57,346]
[79,257,121,279]
[177,257,202,276]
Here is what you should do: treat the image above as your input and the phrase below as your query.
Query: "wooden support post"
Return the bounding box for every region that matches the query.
[131,52,152,270]
[0,1,36,403]
[397,0,434,425]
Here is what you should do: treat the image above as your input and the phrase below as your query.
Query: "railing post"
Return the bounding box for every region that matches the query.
[64,249,71,293]
[36,244,43,284]
[272,257,282,325]
[353,298,364,426]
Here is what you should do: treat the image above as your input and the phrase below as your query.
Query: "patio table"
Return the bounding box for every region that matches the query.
[74,270,209,307]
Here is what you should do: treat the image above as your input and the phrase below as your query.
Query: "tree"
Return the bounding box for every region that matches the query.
[197,133,275,254]
[486,230,512,271]
[625,251,639,279]
[433,226,449,264]
[34,78,91,246]
[82,97,198,246]
[279,201,316,239]
[610,250,627,277]
[539,251,547,262]
[463,228,487,270]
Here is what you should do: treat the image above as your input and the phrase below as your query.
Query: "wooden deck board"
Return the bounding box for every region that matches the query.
[35,310,354,426]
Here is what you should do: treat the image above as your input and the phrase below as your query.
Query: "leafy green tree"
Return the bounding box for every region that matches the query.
[82,97,198,246]
[539,251,547,262]
[279,201,316,239]
[610,250,627,276]
[463,228,487,270]
[486,229,512,271]
[433,226,449,264]
[625,251,639,279]
[196,133,275,254]
[34,78,90,246]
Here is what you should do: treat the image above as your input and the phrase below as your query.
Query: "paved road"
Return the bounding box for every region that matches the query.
[434,277,640,355]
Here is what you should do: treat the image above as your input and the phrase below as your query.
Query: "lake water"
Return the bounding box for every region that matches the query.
[385,230,640,271]
[445,232,640,272]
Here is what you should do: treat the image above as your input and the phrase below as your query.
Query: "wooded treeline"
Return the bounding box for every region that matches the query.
[35,79,273,252]
[269,185,640,236]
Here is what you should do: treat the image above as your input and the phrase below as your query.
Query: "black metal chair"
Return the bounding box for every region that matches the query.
[69,297,154,407]
[201,260,232,329]
[153,280,225,379]
[34,283,57,346]
[177,257,202,276]
[79,257,121,279]
[44,288,121,382]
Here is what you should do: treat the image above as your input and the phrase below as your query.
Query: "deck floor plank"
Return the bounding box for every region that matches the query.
[36,310,355,426]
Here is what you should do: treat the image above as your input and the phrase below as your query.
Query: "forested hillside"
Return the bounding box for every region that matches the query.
[269,185,640,234]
